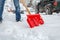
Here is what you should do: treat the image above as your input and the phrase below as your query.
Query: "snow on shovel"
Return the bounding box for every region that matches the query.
[20,0,44,28]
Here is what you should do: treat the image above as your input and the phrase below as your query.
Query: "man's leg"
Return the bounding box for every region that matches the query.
[13,0,21,22]
[0,0,5,22]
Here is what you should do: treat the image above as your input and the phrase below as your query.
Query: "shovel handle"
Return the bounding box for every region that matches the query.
[20,0,31,14]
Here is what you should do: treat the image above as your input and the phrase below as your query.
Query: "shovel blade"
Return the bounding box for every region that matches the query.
[34,14,44,25]
[27,18,35,28]
[27,14,44,28]
[27,14,39,27]
[39,19,44,25]
[32,18,39,26]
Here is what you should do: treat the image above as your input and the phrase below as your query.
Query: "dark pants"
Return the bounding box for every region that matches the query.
[0,0,21,21]
[0,0,5,21]
[13,0,21,21]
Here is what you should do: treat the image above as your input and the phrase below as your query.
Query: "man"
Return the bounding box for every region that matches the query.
[0,0,30,23]
[0,0,21,23]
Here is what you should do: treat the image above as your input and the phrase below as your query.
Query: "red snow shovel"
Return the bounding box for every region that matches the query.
[27,14,44,28]
[20,0,44,28]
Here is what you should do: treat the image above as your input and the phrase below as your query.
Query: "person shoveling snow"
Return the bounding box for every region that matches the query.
[0,0,22,23]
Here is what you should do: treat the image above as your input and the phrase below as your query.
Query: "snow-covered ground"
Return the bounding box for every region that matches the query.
[0,0,60,40]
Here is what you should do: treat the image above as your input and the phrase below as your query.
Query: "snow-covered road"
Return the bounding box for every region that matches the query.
[0,10,60,40]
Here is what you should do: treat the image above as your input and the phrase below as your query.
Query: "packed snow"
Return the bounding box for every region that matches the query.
[0,0,60,40]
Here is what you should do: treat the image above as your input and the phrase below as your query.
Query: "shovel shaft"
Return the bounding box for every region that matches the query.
[20,0,31,14]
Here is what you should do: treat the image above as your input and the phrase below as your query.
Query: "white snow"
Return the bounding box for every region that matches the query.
[0,0,60,40]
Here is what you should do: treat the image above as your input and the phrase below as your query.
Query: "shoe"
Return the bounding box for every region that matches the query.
[0,17,2,23]
[0,19,2,23]
[16,19,23,22]
[16,20,20,22]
